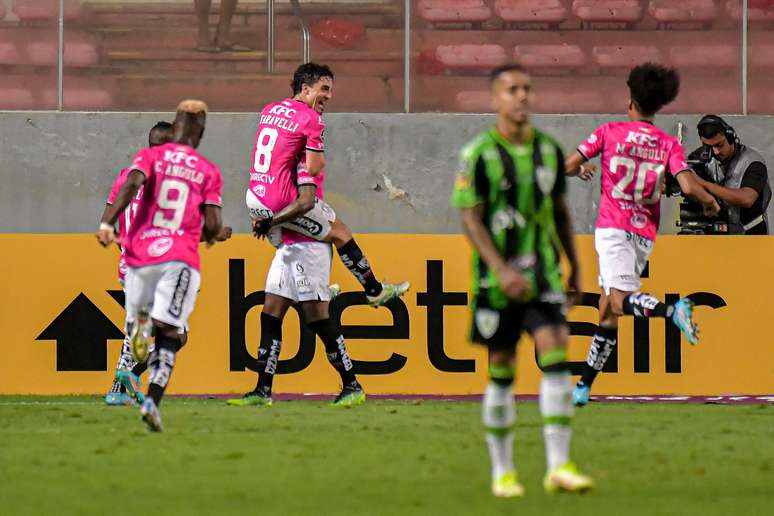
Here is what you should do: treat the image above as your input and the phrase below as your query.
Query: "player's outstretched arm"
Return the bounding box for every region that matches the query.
[554,194,582,307]
[96,169,145,246]
[565,151,595,181]
[675,170,721,216]
[460,206,529,301]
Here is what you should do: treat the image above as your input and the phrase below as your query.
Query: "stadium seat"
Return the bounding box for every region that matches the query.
[668,45,737,71]
[0,84,36,109]
[13,0,82,20]
[25,34,98,67]
[513,44,586,74]
[648,0,717,25]
[417,0,492,24]
[455,90,491,112]
[428,44,508,73]
[0,32,23,65]
[726,0,774,22]
[533,86,608,113]
[750,45,774,67]
[572,0,644,24]
[593,45,662,70]
[43,82,114,110]
[311,17,366,49]
[494,0,568,24]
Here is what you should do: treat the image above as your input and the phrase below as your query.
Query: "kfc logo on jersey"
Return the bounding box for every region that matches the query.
[148,237,174,257]
[268,104,297,118]
[163,150,199,168]
[625,132,658,148]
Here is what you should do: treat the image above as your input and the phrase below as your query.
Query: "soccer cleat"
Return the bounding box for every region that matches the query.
[544,462,593,494]
[672,298,699,345]
[491,471,525,498]
[226,390,273,407]
[332,384,366,407]
[140,398,163,432]
[129,307,152,363]
[366,281,410,308]
[104,392,135,406]
[116,369,145,405]
[329,283,341,299]
[573,383,590,407]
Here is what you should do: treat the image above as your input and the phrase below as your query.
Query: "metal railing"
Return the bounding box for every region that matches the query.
[290,0,311,64]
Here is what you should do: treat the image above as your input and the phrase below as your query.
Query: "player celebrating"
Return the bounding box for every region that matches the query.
[246,62,408,307]
[565,63,721,406]
[96,100,224,432]
[452,64,592,497]
[103,121,172,406]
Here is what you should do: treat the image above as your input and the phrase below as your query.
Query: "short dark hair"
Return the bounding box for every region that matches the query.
[149,121,173,146]
[151,121,173,133]
[627,63,680,116]
[489,64,527,84]
[697,115,727,140]
[291,62,334,95]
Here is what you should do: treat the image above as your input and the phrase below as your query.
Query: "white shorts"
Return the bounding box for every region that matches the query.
[245,189,336,247]
[265,242,333,303]
[595,228,653,295]
[124,261,201,330]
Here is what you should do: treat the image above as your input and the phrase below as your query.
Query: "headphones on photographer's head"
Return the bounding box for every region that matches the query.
[697,114,740,146]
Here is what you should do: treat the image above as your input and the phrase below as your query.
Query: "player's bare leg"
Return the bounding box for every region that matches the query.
[325,218,410,307]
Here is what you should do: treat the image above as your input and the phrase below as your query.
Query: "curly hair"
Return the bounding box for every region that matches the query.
[627,63,680,116]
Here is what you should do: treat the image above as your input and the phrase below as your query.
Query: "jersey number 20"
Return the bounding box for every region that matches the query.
[610,156,664,205]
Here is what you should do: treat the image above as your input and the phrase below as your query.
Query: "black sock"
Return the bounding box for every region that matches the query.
[131,360,148,377]
[579,326,617,388]
[147,334,180,406]
[622,292,673,318]
[254,313,283,394]
[307,318,358,388]
[336,239,382,297]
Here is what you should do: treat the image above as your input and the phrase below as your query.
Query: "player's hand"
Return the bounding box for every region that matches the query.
[95,224,118,247]
[497,265,530,301]
[216,225,233,242]
[703,198,721,217]
[252,217,273,240]
[577,163,597,181]
[566,268,582,309]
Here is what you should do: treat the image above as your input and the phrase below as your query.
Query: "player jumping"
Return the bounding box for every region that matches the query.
[452,64,593,497]
[245,62,409,307]
[96,100,225,431]
[565,63,721,406]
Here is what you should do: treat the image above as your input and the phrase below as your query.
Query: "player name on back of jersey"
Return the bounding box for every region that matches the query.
[260,105,301,133]
[154,150,206,184]
[615,131,668,162]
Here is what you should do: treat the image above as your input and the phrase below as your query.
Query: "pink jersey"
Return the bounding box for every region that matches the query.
[123,143,223,271]
[578,121,688,240]
[248,98,325,213]
[106,167,144,282]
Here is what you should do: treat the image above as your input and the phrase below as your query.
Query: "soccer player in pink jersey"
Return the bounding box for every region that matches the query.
[96,100,224,431]
[565,64,720,406]
[103,121,172,406]
[246,62,409,307]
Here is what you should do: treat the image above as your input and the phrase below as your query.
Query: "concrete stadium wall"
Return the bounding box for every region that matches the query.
[2,112,774,234]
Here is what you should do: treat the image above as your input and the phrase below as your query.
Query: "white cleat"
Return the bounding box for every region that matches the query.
[140,398,163,432]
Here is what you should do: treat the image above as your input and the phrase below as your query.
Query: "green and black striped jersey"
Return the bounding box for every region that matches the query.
[451,127,567,309]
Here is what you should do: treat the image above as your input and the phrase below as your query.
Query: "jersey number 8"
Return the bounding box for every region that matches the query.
[253,127,279,174]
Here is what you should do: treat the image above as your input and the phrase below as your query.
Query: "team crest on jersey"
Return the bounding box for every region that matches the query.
[630,212,647,229]
[475,309,500,339]
[536,166,556,195]
[148,237,173,257]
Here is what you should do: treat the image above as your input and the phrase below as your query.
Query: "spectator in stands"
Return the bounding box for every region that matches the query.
[195,0,250,52]
[693,115,771,234]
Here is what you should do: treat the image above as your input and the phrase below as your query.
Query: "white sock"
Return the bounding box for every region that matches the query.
[539,371,573,471]
[482,381,516,479]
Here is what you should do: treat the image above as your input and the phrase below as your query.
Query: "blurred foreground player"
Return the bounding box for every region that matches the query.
[565,64,720,406]
[451,64,592,497]
[97,100,224,431]
[103,121,172,406]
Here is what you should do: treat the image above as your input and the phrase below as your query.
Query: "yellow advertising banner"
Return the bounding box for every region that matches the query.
[0,234,771,395]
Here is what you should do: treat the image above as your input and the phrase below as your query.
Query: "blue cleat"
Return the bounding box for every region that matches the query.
[104,392,135,406]
[672,298,699,345]
[573,383,590,407]
[116,369,144,405]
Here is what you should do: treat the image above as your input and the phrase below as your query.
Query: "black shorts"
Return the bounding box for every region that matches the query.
[470,297,567,351]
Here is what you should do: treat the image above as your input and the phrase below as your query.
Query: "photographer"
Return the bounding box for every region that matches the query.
[692,115,771,234]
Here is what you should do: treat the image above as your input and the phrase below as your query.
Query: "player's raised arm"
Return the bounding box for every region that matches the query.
[96,167,147,247]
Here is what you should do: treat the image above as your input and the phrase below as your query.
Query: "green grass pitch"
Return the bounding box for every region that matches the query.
[1,397,771,515]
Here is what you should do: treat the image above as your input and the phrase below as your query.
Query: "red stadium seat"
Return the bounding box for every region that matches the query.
[25,34,98,67]
[593,45,662,70]
[13,0,82,20]
[0,79,37,109]
[534,87,608,113]
[417,0,492,24]
[572,0,644,23]
[430,44,508,73]
[513,44,586,73]
[668,45,737,71]
[750,45,774,67]
[455,90,491,112]
[311,17,366,49]
[727,0,774,21]
[648,1,718,24]
[43,82,114,110]
[0,32,23,65]
[494,0,568,24]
